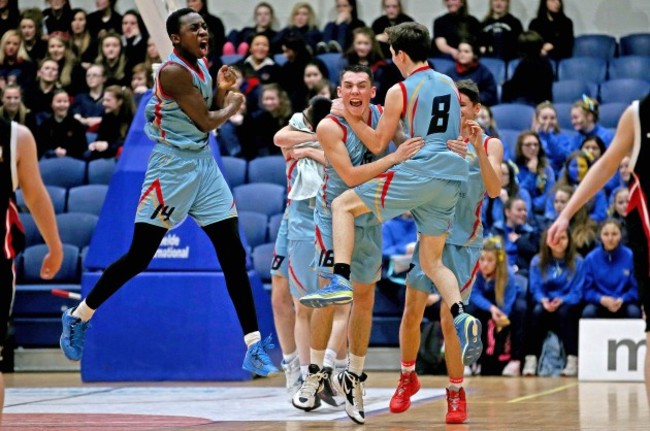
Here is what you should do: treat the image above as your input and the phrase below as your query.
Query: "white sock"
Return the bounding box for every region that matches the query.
[310,349,325,368]
[244,331,261,348]
[323,348,337,368]
[335,356,348,369]
[300,364,310,378]
[72,300,95,322]
[348,353,365,375]
[282,350,297,364]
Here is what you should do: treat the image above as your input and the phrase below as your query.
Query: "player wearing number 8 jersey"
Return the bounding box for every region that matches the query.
[302,24,483,421]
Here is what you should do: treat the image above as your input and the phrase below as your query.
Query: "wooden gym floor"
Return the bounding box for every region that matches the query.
[2,371,648,430]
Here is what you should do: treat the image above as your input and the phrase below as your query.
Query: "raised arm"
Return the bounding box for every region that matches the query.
[548,106,635,245]
[340,86,404,155]
[274,125,314,148]
[212,65,238,110]
[160,63,243,132]
[468,120,503,198]
[317,118,423,187]
[16,124,62,279]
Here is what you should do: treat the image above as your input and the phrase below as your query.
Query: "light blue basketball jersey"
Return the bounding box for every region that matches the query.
[398,66,467,181]
[286,157,316,241]
[316,104,385,227]
[145,51,213,150]
[447,134,491,248]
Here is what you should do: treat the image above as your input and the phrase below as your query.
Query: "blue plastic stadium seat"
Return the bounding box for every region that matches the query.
[572,34,617,60]
[247,155,286,187]
[66,184,108,216]
[56,212,98,249]
[491,104,535,131]
[557,57,607,83]
[16,186,67,214]
[268,213,284,243]
[251,242,275,284]
[498,129,522,160]
[481,57,506,84]
[619,33,650,56]
[18,212,43,247]
[553,102,574,130]
[38,157,86,189]
[21,243,80,283]
[608,56,650,81]
[429,57,454,74]
[220,54,243,65]
[600,79,650,104]
[87,158,117,185]
[552,80,594,104]
[233,183,285,217]
[220,156,247,188]
[599,103,629,128]
[273,53,288,66]
[316,53,348,85]
[238,211,268,249]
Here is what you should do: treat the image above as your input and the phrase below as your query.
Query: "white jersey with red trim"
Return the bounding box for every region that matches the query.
[144,50,212,150]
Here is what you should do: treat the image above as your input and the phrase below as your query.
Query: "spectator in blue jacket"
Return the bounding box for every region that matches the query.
[382,211,417,259]
[523,227,584,377]
[445,40,497,106]
[570,96,614,150]
[467,236,525,376]
[545,150,608,223]
[514,130,555,214]
[582,219,641,319]
[489,196,539,275]
[320,0,365,53]
[533,101,572,174]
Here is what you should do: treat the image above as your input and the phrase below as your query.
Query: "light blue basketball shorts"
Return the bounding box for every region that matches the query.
[135,144,237,229]
[312,212,382,285]
[406,242,481,304]
[270,211,289,278]
[354,165,461,236]
[288,239,319,298]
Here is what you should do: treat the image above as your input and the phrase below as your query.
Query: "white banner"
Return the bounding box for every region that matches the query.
[579,319,647,381]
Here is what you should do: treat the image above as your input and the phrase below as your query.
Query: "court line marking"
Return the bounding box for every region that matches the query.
[507,382,578,403]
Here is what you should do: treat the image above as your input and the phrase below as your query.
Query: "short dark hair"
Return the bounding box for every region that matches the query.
[306,95,332,128]
[339,64,374,85]
[456,79,480,104]
[386,22,430,63]
[166,7,196,37]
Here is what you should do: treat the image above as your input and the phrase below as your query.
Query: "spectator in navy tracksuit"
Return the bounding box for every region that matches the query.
[582,219,641,319]
[570,96,614,150]
[524,227,584,376]
[489,196,539,276]
[514,131,555,214]
[467,236,526,375]
[445,40,497,106]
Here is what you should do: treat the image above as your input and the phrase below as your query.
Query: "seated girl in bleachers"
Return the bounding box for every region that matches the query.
[320,0,366,54]
[273,3,323,55]
[489,196,539,275]
[69,8,96,66]
[533,101,572,174]
[582,219,641,319]
[523,227,584,377]
[235,33,280,111]
[19,9,48,66]
[46,32,85,95]
[224,2,277,57]
[129,63,151,108]
[514,130,555,214]
[467,236,526,376]
[444,40,497,106]
[36,88,86,160]
[0,83,37,133]
[545,150,608,223]
[0,29,36,92]
[85,85,135,160]
[94,32,128,87]
[483,160,531,229]
[570,96,614,150]
[23,58,61,126]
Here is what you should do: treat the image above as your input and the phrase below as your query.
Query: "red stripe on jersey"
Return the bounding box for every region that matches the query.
[173,49,205,82]
[139,178,165,205]
[460,260,481,294]
[327,115,347,143]
[4,200,23,259]
[315,225,326,251]
[410,96,419,138]
[289,262,306,294]
[410,65,431,75]
[377,104,384,114]
[377,170,395,208]
[627,172,650,275]
[466,197,485,244]
[483,136,491,152]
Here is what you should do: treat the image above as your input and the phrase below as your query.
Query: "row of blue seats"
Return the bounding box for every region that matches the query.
[16,184,108,216]
[221,155,286,189]
[20,212,97,250]
[37,157,116,189]
[491,102,624,131]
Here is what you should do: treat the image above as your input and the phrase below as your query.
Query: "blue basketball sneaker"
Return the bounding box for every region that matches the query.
[242,335,279,377]
[453,313,483,366]
[60,307,90,361]
[300,274,353,308]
